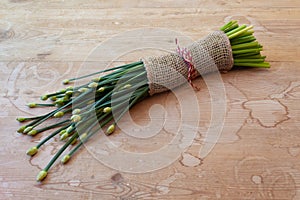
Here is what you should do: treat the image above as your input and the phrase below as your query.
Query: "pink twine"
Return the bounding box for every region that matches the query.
[175,38,199,90]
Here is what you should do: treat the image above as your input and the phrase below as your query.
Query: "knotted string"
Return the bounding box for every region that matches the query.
[175,38,199,90]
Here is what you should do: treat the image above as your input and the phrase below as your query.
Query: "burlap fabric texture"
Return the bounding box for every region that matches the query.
[143,31,233,96]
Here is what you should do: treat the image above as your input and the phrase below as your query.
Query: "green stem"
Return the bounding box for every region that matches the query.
[113,87,148,124]
[231,41,259,50]
[68,115,114,157]
[68,61,143,82]
[233,62,270,68]
[244,55,266,59]
[230,35,256,45]
[36,119,71,134]
[234,58,265,63]
[228,25,253,39]
[31,89,94,129]
[232,48,263,55]
[239,30,254,37]
[43,133,79,172]
[221,21,238,33]
[226,25,246,37]
[36,124,70,148]
[67,87,148,158]
[233,52,262,58]
[114,71,147,91]
[35,103,55,107]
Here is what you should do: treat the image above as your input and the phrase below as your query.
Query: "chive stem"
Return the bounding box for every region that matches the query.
[44,133,79,172]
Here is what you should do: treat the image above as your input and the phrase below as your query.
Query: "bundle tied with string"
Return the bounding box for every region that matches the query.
[143,31,234,95]
[17,21,270,182]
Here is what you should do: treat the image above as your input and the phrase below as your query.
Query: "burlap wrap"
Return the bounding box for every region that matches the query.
[142,31,233,96]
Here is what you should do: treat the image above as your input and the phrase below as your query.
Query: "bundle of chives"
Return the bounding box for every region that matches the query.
[17,20,269,182]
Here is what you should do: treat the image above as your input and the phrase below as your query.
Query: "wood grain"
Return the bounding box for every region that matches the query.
[1,0,300,199]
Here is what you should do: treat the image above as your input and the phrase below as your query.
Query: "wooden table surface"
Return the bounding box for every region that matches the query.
[1,0,300,199]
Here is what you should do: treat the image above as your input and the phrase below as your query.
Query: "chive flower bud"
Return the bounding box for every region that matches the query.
[16,117,26,122]
[59,129,66,136]
[17,125,26,133]
[97,87,105,92]
[79,133,88,141]
[54,111,64,118]
[61,154,71,164]
[123,84,131,89]
[71,115,81,122]
[28,129,38,136]
[65,90,73,96]
[92,77,101,82]
[26,146,38,156]
[23,126,33,134]
[86,100,94,105]
[60,132,69,141]
[50,96,57,101]
[72,109,81,115]
[36,170,48,182]
[66,86,73,90]
[88,82,98,88]
[28,102,37,108]
[63,79,70,84]
[59,89,66,93]
[55,103,64,108]
[103,107,112,113]
[63,95,69,101]
[40,95,48,101]
[70,138,77,145]
[78,88,88,93]
[66,126,74,133]
[106,124,115,135]
[55,98,64,105]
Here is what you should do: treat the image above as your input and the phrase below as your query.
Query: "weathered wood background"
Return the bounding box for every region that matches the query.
[1,0,300,199]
